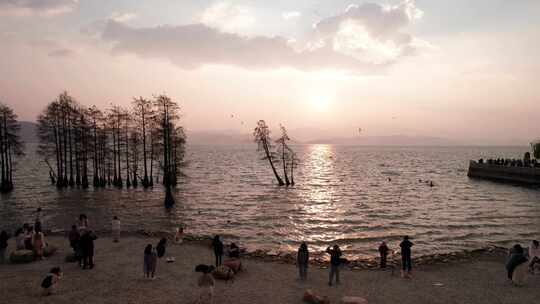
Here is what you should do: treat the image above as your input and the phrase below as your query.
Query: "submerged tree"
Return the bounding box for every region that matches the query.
[253,120,284,186]
[37,92,77,188]
[153,94,185,207]
[532,140,540,159]
[275,125,291,186]
[287,146,298,186]
[132,97,153,188]
[0,104,24,192]
[37,91,186,200]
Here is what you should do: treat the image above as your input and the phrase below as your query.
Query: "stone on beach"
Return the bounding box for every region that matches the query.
[10,250,34,263]
[303,289,330,304]
[341,296,368,304]
[213,265,235,280]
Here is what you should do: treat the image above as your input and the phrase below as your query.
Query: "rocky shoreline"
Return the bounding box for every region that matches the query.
[46,228,509,270]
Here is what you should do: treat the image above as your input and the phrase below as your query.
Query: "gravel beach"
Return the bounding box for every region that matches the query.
[1,236,539,304]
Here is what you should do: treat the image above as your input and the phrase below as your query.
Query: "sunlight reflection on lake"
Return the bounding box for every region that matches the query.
[2,144,540,260]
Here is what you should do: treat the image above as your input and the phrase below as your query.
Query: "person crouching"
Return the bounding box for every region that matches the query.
[41,267,62,296]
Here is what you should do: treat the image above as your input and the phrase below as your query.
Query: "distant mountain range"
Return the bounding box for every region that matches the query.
[17,121,527,146]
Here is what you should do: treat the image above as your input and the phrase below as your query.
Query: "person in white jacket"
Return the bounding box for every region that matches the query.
[529,240,540,273]
[112,216,121,243]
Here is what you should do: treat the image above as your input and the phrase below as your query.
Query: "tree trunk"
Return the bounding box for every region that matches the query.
[0,114,5,188]
[125,123,131,188]
[92,121,99,187]
[68,117,74,187]
[116,118,122,187]
[141,110,149,187]
[281,142,290,186]
[263,139,284,186]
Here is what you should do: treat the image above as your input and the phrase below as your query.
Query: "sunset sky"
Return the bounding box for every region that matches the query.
[1,0,539,144]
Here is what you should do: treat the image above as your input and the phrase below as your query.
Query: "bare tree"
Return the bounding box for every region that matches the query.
[153,94,185,207]
[0,103,24,192]
[253,120,284,186]
[132,97,154,188]
[275,124,291,186]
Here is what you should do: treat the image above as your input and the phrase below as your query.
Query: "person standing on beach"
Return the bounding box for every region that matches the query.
[378,241,389,269]
[68,225,81,266]
[143,244,157,279]
[326,244,342,286]
[0,231,9,264]
[529,240,540,273]
[78,214,89,231]
[32,227,45,260]
[156,238,167,258]
[297,242,309,281]
[400,236,413,278]
[15,228,25,250]
[24,226,34,250]
[212,235,223,267]
[35,208,44,233]
[80,230,97,269]
[112,216,121,243]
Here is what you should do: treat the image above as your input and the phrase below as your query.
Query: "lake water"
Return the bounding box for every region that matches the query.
[1,144,539,259]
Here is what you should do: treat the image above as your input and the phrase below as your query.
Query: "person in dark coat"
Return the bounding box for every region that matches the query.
[80,230,97,269]
[68,225,81,265]
[506,244,528,280]
[212,235,223,267]
[0,230,9,264]
[378,241,389,269]
[326,244,342,286]
[143,244,157,279]
[156,238,167,258]
[24,226,34,250]
[400,236,413,278]
[297,242,309,281]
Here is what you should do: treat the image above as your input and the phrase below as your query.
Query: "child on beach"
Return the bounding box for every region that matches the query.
[143,244,157,279]
[41,267,62,296]
[212,235,224,267]
[326,244,342,286]
[400,236,413,278]
[112,216,121,243]
[378,241,389,269]
[297,242,309,281]
[174,227,184,244]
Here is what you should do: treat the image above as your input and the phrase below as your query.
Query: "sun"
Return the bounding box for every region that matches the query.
[307,89,334,113]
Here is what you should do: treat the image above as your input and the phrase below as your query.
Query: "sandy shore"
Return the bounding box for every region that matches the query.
[1,236,539,304]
